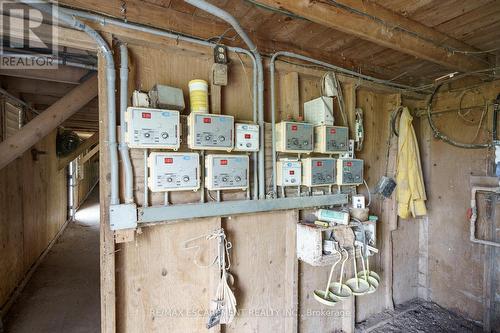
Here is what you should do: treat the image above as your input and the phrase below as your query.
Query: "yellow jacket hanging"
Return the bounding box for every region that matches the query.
[396,107,427,218]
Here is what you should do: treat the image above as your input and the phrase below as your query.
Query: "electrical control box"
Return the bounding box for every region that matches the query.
[276,121,314,153]
[235,123,259,152]
[147,152,200,192]
[205,154,249,190]
[149,84,185,111]
[314,125,349,154]
[125,107,180,149]
[276,159,302,186]
[337,159,364,185]
[302,157,336,187]
[304,97,334,126]
[187,113,234,151]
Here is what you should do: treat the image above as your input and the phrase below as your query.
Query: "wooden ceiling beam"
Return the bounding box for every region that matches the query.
[254,0,488,71]
[0,66,91,84]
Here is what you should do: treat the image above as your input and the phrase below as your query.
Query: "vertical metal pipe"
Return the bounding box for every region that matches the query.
[27,2,120,205]
[119,43,134,203]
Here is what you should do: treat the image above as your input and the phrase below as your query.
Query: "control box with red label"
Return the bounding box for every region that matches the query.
[235,123,259,152]
[276,121,314,153]
[205,154,249,190]
[125,107,180,149]
[314,125,349,154]
[147,152,200,192]
[302,157,336,187]
[276,159,302,187]
[187,113,234,151]
[337,158,364,185]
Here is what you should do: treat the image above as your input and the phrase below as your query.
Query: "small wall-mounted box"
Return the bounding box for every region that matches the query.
[148,152,200,192]
[234,123,259,152]
[187,113,234,151]
[149,84,185,111]
[205,154,249,191]
[304,96,334,126]
[337,158,364,185]
[125,107,180,149]
[276,121,314,153]
[302,157,336,187]
[276,159,302,187]
[314,125,349,154]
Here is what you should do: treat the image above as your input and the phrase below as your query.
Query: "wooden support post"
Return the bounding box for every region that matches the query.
[0,74,98,170]
[58,132,99,170]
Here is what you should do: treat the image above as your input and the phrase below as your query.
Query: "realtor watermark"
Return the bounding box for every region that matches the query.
[0,0,59,69]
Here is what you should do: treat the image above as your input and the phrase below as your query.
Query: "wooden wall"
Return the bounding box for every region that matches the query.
[74,149,99,209]
[100,29,423,332]
[0,130,67,310]
[413,80,500,324]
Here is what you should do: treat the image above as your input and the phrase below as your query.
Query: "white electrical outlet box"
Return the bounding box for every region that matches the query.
[235,123,259,152]
[205,154,249,190]
[314,125,349,154]
[304,97,334,126]
[302,157,336,187]
[276,159,302,186]
[352,195,365,209]
[147,152,200,192]
[125,107,180,149]
[337,159,364,185]
[187,113,234,151]
[132,90,150,107]
[276,121,314,153]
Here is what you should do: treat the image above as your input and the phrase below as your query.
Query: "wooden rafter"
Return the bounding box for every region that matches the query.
[254,0,488,71]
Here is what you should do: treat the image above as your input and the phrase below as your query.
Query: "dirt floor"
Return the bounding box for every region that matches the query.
[3,187,100,333]
[356,299,483,333]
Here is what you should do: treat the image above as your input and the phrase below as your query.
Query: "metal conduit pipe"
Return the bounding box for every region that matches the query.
[269,51,419,194]
[119,43,134,203]
[469,186,500,248]
[60,6,260,199]
[24,1,120,205]
[184,0,266,199]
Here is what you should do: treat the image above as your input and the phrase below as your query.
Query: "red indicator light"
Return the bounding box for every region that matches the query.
[289,170,295,175]
[346,161,352,167]
[317,161,323,166]
[220,160,228,165]
[164,158,173,164]
[203,117,212,123]
[291,125,298,131]
[330,128,336,134]
[244,134,251,139]
[142,112,151,119]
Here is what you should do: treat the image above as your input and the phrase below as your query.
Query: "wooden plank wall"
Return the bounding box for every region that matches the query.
[0,130,67,309]
[75,151,99,208]
[102,31,420,332]
[413,80,500,323]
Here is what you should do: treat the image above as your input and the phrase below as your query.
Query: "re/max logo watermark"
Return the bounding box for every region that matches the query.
[0,1,59,69]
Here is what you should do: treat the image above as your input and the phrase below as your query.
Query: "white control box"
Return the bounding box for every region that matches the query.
[148,152,200,192]
[276,121,314,153]
[235,123,259,152]
[125,107,180,149]
[187,113,234,151]
[276,159,302,186]
[314,125,349,154]
[304,97,334,126]
[337,159,364,185]
[205,154,249,190]
[302,157,336,187]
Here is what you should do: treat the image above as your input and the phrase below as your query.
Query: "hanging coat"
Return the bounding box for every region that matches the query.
[396,107,427,218]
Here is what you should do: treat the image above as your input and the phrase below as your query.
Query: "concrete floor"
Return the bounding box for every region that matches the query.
[356,299,483,333]
[4,187,100,333]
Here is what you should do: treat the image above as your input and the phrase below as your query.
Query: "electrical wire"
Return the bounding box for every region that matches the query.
[427,84,493,149]
[363,179,371,207]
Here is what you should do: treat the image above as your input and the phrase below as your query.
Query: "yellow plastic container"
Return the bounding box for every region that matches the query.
[188,79,209,113]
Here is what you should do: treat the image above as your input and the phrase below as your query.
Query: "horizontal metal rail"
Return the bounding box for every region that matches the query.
[138,194,348,223]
